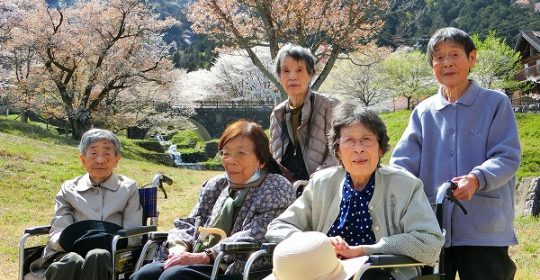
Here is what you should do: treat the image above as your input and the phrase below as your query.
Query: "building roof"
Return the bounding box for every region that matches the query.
[515,31,540,53]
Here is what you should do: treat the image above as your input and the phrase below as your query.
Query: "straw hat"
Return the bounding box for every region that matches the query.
[264,231,368,280]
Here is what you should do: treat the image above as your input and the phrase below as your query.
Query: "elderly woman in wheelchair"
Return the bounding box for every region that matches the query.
[25,128,142,280]
[265,102,444,280]
[130,120,296,280]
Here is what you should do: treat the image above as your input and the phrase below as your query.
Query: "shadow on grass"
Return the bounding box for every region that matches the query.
[0,117,78,146]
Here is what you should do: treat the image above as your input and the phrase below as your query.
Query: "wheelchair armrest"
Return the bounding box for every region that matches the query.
[24,225,51,235]
[117,225,157,237]
[148,231,168,241]
[368,254,423,266]
[220,242,262,254]
[260,242,277,254]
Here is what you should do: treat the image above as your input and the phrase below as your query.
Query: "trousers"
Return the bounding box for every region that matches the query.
[45,248,112,280]
[444,246,516,280]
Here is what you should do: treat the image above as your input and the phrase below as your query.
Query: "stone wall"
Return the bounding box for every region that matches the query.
[516,176,540,217]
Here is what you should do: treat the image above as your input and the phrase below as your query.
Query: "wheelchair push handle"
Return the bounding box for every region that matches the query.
[436,181,467,215]
[151,173,173,199]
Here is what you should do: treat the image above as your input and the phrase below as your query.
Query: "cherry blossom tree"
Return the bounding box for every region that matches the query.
[211,47,277,101]
[6,0,176,138]
[321,44,392,107]
[187,0,388,96]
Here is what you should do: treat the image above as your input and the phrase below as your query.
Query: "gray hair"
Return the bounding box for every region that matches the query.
[274,43,316,77]
[426,27,476,67]
[79,128,121,156]
[328,102,390,159]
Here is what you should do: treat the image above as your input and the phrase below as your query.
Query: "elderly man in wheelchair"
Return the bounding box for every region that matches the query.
[263,102,444,280]
[21,128,151,280]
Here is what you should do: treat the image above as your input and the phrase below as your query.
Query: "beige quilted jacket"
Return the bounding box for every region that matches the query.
[269,90,338,176]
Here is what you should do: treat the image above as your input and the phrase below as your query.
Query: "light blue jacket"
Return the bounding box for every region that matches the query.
[390,81,521,247]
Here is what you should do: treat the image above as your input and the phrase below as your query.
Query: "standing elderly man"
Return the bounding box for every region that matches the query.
[27,128,142,280]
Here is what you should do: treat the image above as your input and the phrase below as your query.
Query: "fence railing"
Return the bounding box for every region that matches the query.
[175,100,276,109]
[515,65,540,81]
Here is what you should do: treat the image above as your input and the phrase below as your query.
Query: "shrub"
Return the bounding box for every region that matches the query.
[204,140,219,158]
[133,140,164,153]
[141,152,173,166]
[171,130,203,149]
[199,160,224,171]
[179,148,207,163]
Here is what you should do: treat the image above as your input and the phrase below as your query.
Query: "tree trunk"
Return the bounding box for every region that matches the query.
[20,110,28,123]
[69,114,92,140]
[407,96,412,110]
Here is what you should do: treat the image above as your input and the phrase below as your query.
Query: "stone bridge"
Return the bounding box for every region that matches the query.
[180,100,276,140]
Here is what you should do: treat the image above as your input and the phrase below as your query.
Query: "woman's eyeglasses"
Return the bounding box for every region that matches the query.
[338,136,378,149]
[218,150,250,160]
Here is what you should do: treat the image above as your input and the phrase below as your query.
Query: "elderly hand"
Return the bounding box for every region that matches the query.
[329,236,365,259]
[164,252,211,270]
[451,174,479,201]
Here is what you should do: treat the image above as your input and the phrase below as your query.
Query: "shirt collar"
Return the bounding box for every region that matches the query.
[434,80,480,110]
[342,172,375,200]
[76,173,120,192]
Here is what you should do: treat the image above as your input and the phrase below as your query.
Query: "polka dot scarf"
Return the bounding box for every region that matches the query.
[328,172,376,245]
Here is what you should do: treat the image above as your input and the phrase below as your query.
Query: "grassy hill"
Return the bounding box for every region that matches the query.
[380,111,540,179]
[0,111,539,279]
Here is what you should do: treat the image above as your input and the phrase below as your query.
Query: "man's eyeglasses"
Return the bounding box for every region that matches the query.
[218,150,250,160]
[338,136,378,149]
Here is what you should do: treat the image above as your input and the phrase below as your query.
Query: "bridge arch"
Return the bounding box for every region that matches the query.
[184,100,275,139]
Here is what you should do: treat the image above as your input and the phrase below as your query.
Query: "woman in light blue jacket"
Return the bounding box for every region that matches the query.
[391,27,521,280]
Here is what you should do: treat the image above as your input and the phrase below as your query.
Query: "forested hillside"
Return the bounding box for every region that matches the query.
[147,0,540,71]
[47,0,540,71]
[379,0,540,48]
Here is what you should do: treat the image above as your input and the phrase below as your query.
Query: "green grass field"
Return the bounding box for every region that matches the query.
[0,111,539,279]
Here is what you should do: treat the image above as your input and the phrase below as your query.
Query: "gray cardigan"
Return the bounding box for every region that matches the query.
[266,166,444,280]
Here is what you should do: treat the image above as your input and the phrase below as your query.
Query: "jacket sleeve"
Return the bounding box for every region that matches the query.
[122,180,143,247]
[316,96,338,171]
[470,97,521,191]
[212,175,295,253]
[390,109,423,176]
[266,180,316,242]
[48,182,75,251]
[363,179,444,264]
[167,179,221,251]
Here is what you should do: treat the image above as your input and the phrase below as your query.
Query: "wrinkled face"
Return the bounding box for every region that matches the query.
[220,136,262,185]
[80,140,121,184]
[337,123,382,185]
[279,56,312,100]
[431,41,476,89]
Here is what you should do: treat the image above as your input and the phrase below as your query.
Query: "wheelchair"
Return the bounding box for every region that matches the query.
[211,181,467,280]
[130,179,308,280]
[18,173,173,280]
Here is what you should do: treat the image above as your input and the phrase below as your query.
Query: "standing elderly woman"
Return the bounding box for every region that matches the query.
[131,120,296,280]
[266,102,444,280]
[270,43,337,181]
[27,129,142,280]
[390,27,521,280]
